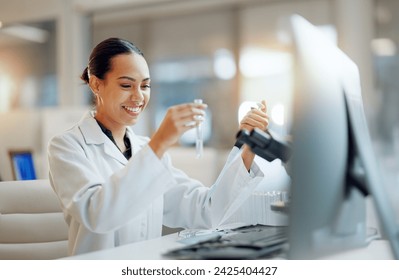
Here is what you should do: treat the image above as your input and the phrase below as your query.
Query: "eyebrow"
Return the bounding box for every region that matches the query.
[117,76,151,82]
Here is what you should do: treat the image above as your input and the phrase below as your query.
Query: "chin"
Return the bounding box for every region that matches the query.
[126,118,139,126]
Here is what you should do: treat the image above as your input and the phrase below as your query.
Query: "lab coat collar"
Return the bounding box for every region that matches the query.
[78,111,130,165]
[78,111,104,145]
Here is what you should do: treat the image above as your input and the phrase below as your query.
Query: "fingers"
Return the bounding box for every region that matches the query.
[240,100,269,131]
[260,100,267,113]
[240,114,269,131]
[168,102,207,127]
[160,102,208,138]
[149,102,207,158]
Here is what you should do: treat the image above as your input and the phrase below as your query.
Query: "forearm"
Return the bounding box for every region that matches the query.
[241,145,255,171]
[148,136,168,159]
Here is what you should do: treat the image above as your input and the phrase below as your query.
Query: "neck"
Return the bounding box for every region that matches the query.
[95,115,126,143]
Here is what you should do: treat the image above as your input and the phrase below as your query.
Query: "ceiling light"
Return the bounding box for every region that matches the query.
[1,24,49,43]
[372,38,397,56]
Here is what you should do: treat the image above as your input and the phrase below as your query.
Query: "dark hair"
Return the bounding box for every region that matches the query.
[81,37,144,83]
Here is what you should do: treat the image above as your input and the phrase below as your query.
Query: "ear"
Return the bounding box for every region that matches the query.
[89,75,102,95]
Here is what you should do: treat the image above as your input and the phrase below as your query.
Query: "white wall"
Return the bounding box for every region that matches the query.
[0,107,88,180]
[0,0,380,185]
[0,110,41,180]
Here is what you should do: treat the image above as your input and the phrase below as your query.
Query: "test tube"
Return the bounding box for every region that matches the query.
[252,102,263,111]
[194,99,203,158]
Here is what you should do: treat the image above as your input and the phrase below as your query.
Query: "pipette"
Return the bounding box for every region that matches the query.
[251,102,263,111]
[194,99,203,158]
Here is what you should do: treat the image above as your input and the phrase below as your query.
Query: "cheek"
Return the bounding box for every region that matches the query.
[143,92,150,107]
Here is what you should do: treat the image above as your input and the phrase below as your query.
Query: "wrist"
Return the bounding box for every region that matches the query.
[241,145,255,171]
[148,137,168,159]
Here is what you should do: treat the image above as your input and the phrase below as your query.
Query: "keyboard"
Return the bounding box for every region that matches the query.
[164,224,288,260]
[222,224,287,245]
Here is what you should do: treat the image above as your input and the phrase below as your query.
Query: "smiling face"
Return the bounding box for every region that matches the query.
[91,53,151,131]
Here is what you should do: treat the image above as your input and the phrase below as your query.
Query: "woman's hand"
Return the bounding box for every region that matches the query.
[239,100,269,132]
[149,102,207,158]
[239,100,269,171]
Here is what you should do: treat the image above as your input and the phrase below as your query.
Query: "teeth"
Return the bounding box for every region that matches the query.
[124,106,141,113]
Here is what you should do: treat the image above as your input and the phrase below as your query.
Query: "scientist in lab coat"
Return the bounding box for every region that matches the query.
[48,37,269,256]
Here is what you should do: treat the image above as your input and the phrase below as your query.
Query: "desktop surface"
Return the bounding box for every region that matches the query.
[62,230,394,260]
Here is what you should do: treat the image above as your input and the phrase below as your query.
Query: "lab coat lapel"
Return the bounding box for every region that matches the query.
[125,126,140,156]
[78,111,128,165]
[103,141,128,165]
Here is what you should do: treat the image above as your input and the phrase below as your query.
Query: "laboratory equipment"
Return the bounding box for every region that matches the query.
[235,128,291,163]
[194,99,204,158]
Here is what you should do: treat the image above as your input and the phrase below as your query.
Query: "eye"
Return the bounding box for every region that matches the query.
[141,84,151,90]
[121,84,131,89]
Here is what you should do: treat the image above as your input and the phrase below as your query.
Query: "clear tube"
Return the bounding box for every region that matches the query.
[251,102,262,110]
[194,99,203,158]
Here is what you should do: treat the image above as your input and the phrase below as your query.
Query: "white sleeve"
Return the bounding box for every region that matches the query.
[48,134,176,234]
[163,146,264,229]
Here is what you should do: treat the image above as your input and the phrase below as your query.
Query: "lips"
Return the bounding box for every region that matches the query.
[122,104,143,114]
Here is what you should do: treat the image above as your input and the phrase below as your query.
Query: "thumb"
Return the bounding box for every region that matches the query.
[260,100,267,113]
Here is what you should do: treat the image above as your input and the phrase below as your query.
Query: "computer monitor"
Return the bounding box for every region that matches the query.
[9,150,37,181]
[286,14,399,259]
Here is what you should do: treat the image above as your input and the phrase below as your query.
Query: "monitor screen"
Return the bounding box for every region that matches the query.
[286,14,399,259]
[9,150,37,180]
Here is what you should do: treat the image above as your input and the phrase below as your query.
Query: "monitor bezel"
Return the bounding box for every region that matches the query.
[286,14,399,259]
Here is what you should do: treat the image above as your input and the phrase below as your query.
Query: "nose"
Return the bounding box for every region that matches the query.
[130,87,144,103]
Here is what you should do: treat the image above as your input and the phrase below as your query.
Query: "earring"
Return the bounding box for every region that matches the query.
[94,93,104,106]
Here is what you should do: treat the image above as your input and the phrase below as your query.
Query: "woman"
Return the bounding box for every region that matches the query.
[48,37,269,256]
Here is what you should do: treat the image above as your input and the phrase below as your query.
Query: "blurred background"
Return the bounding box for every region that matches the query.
[0,0,398,200]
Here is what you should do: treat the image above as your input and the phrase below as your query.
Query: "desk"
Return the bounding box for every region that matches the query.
[62,233,394,260]
[63,234,183,260]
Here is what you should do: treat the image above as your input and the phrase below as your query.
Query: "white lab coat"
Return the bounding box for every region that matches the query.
[48,111,264,256]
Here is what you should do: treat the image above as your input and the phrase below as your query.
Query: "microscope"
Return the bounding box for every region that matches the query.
[235,128,292,164]
[236,128,292,213]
